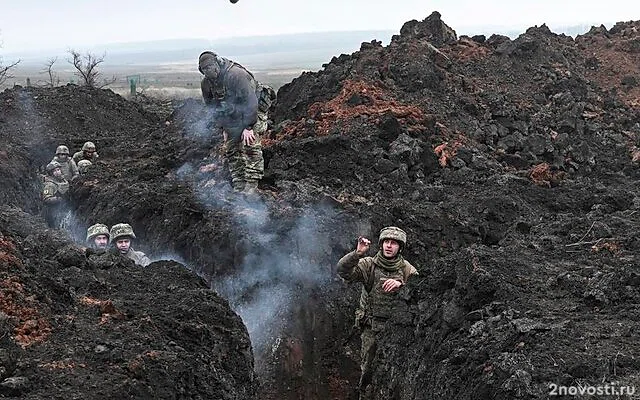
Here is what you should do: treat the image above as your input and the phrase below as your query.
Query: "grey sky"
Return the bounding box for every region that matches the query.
[0,0,638,53]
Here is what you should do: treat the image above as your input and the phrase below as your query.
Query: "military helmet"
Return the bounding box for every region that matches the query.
[86,223,109,242]
[77,159,92,173]
[56,145,70,155]
[109,223,136,243]
[82,141,96,151]
[378,226,407,249]
[46,160,61,173]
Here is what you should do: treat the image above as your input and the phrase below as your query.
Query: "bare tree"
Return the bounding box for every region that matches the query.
[0,58,19,86]
[67,49,116,88]
[41,57,59,87]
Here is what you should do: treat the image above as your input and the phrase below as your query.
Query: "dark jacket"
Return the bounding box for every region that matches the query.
[199,53,258,141]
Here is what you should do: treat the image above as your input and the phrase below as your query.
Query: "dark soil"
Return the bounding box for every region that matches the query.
[1,10,640,400]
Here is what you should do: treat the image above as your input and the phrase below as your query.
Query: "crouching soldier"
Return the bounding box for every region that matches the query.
[337,226,418,395]
[86,223,110,250]
[42,161,70,229]
[109,223,151,267]
[73,141,99,164]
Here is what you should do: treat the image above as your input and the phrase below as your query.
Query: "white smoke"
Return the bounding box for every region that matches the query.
[211,198,337,361]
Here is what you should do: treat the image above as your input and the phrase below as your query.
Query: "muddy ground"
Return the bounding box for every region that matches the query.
[1,10,640,400]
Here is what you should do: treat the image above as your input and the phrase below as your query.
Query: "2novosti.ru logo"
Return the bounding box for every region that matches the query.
[549,383,636,396]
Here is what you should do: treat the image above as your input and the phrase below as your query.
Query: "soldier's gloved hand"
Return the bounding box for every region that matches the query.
[381,278,402,292]
[241,128,256,146]
[356,236,370,256]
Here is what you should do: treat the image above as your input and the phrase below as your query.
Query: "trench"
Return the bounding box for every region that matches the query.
[7,134,364,400]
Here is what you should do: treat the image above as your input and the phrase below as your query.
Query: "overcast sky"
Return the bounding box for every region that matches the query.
[1,0,638,54]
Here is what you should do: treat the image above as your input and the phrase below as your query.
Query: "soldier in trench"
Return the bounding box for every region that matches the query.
[199,51,270,195]
[51,145,79,181]
[86,223,110,250]
[337,226,418,395]
[41,161,71,229]
[72,141,99,164]
[109,223,151,267]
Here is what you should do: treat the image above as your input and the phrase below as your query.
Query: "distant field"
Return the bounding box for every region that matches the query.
[5,61,313,100]
[1,30,396,99]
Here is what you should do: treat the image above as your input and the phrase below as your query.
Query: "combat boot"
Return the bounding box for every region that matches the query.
[231,180,245,193]
[243,181,258,194]
[242,181,261,200]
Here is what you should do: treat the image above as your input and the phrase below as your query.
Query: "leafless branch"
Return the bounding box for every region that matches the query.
[0,58,20,86]
[67,49,114,88]
[41,57,59,87]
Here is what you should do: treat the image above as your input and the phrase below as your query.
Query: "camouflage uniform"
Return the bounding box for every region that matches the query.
[224,83,276,190]
[337,227,418,394]
[51,145,79,181]
[42,161,70,229]
[72,141,99,164]
[109,223,151,267]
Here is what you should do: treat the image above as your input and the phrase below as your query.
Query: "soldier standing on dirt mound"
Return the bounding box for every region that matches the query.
[42,161,70,229]
[337,226,418,396]
[72,141,99,164]
[51,145,79,181]
[198,51,262,194]
[109,223,151,267]
[86,223,110,250]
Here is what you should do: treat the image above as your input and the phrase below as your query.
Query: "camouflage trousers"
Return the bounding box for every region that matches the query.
[225,134,264,190]
[225,113,267,190]
[359,326,378,394]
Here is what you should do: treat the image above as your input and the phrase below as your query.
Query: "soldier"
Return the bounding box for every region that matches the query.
[51,145,79,181]
[198,51,259,193]
[109,223,151,267]
[72,141,99,164]
[86,223,109,250]
[337,226,418,395]
[77,159,92,174]
[42,161,70,229]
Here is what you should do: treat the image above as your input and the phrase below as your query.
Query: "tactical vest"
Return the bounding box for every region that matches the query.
[43,176,69,198]
[363,263,409,330]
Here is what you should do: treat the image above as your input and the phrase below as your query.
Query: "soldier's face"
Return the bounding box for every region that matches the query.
[53,168,63,178]
[57,154,68,161]
[116,238,131,254]
[94,235,108,249]
[83,150,94,157]
[382,239,400,258]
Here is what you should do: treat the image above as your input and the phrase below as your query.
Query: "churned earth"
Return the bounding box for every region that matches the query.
[1,11,640,400]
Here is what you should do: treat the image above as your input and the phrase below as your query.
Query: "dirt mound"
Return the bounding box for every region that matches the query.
[1,10,640,400]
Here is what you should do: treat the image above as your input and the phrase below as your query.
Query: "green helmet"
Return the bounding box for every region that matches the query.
[378,226,407,249]
[109,223,136,244]
[86,223,109,242]
[82,141,96,151]
[46,160,61,173]
[77,159,92,173]
[56,145,70,155]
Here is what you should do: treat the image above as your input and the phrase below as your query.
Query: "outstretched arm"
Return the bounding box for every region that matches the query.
[337,237,372,284]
